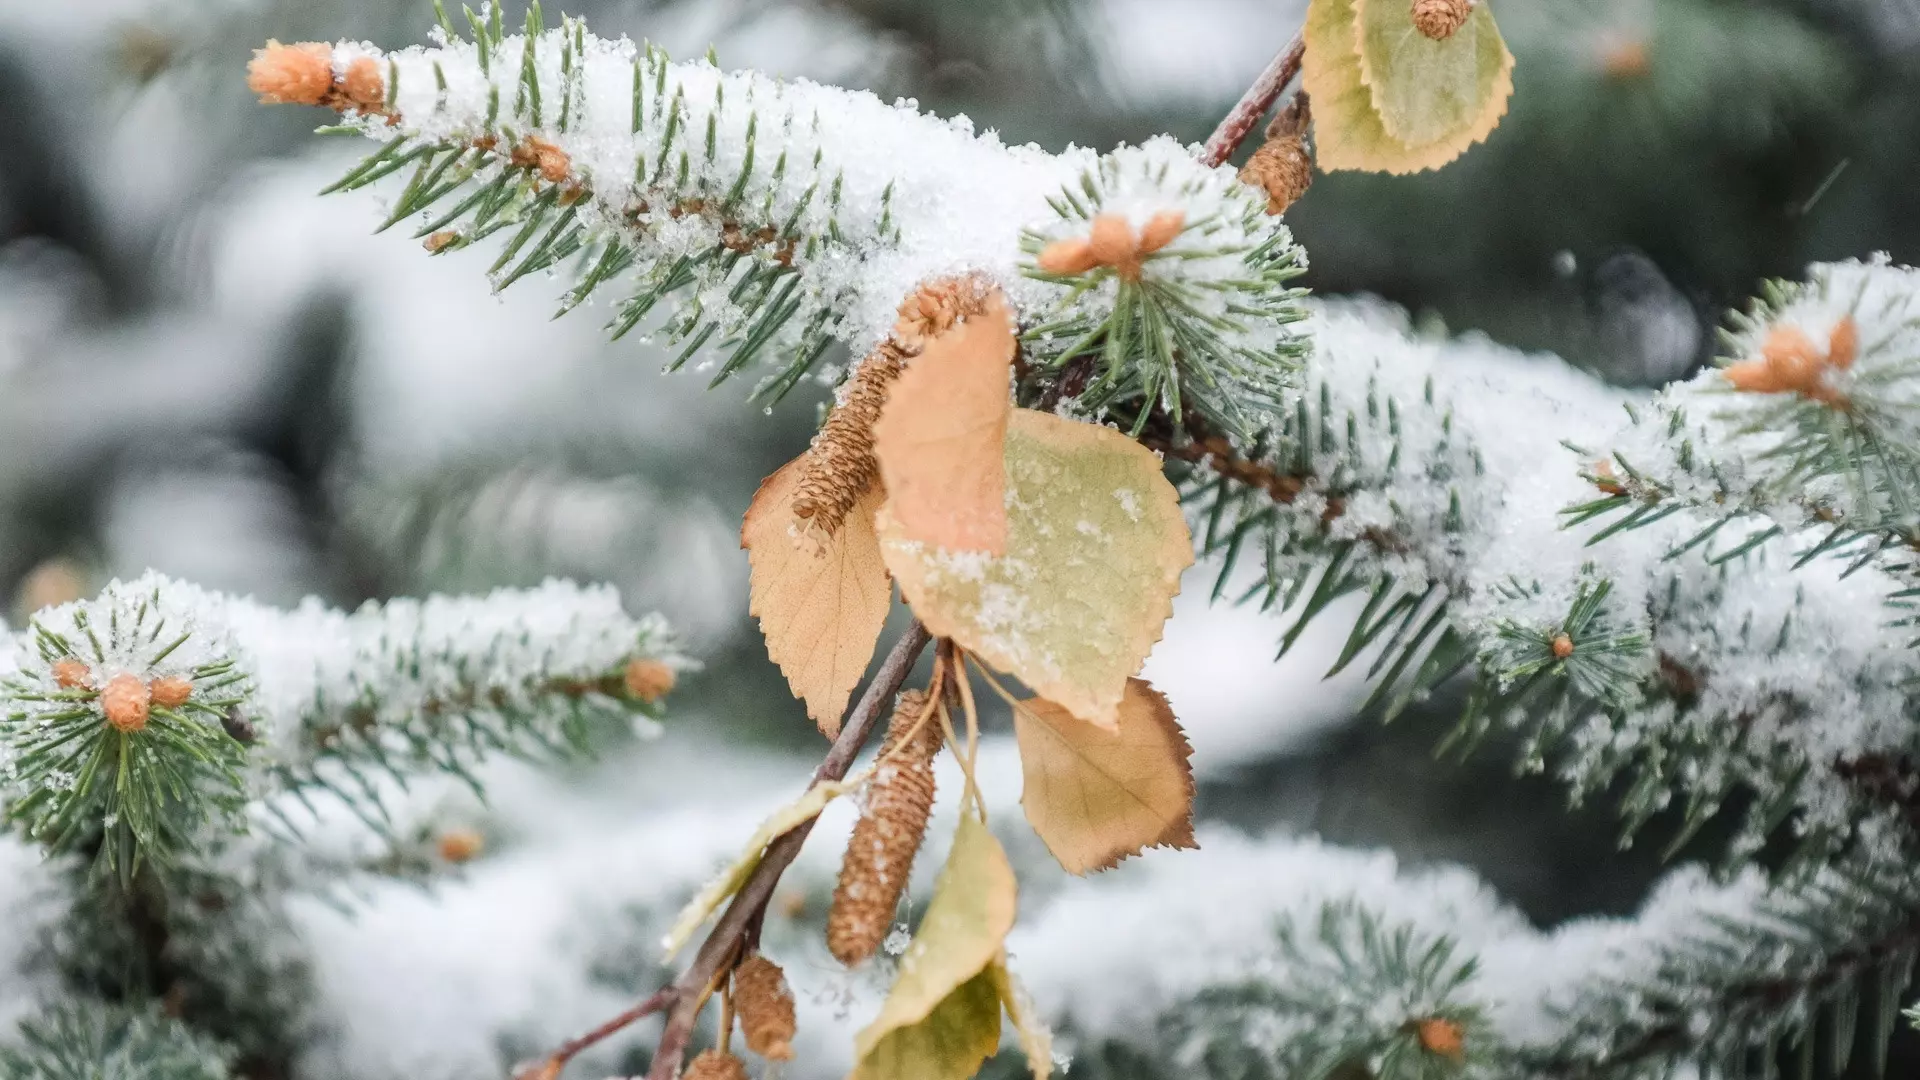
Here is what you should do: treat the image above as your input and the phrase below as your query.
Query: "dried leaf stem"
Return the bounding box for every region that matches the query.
[1199,30,1308,168]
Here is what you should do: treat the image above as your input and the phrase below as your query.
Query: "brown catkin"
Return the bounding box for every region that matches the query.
[790,277,993,536]
[789,341,906,536]
[732,953,797,1060]
[1239,135,1314,216]
[1411,0,1472,40]
[681,1049,750,1080]
[827,689,941,966]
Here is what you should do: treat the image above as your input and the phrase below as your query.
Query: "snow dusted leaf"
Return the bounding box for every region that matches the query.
[1303,0,1513,174]
[851,814,1017,1080]
[661,777,860,959]
[1012,679,1196,875]
[742,455,892,737]
[871,290,1015,555]
[989,957,1055,1080]
[880,410,1192,729]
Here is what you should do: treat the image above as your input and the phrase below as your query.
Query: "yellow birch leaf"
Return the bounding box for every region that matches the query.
[870,290,1014,555]
[1301,0,1514,174]
[1355,0,1514,151]
[662,776,860,959]
[1011,678,1196,875]
[851,814,1017,1079]
[990,956,1054,1080]
[878,410,1192,729]
[742,455,892,737]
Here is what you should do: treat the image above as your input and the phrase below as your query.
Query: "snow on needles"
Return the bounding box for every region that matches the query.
[335,26,1290,358]
[0,570,682,801]
[1293,295,1920,857]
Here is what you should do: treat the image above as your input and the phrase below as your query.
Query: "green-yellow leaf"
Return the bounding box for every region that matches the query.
[851,814,1017,1080]
[879,410,1192,729]
[661,776,860,959]
[850,967,1003,1080]
[1012,678,1196,875]
[1355,0,1513,150]
[1301,0,1514,174]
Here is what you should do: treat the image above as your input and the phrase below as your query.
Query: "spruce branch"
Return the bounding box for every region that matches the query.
[1518,857,1920,1080]
[0,1001,234,1080]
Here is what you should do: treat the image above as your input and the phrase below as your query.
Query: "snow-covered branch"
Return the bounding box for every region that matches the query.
[249,18,1307,422]
[0,572,682,874]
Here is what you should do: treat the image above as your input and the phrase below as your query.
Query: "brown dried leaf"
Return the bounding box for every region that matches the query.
[1011,678,1196,875]
[742,455,892,736]
[871,290,1015,554]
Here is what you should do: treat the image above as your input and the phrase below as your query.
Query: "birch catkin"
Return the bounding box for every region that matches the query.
[790,341,906,536]
[681,1049,749,1080]
[1240,135,1314,216]
[827,689,942,966]
[732,953,797,1060]
[790,278,990,536]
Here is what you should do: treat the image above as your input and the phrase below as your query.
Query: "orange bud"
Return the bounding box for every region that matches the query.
[1551,633,1574,659]
[423,230,460,253]
[101,673,151,734]
[1590,459,1625,496]
[1087,214,1135,268]
[247,40,334,106]
[1136,210,1186,256]
[1600,38,1652,79]
[624,658,677,704]
[53,658,92,689]
[437,827,486,864]
[341,55,385,110]
[1036,237,1099,275]
[1414,1016,1466,1061]
[149,676,193,709]
[1726,320,1855,406]
[1828,315,1859,371]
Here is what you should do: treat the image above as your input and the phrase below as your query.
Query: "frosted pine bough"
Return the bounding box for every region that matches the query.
[0,569,684,1071]
[277,8,1307,408]
[114,5,1920,1078]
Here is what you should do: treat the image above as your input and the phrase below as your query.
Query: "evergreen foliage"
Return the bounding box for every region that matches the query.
[4,0,1920,1076]
[0,1003,233,1080]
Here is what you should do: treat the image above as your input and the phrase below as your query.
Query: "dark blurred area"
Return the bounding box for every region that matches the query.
[2,0,1917,1069]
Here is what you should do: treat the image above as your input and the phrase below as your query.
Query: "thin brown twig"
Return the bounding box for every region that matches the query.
[513,988,677,1080]
[1199,30,1308,168]
[512,621,931,1080]
[642,620,933,1080]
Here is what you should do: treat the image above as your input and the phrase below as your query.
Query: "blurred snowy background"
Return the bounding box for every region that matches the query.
[2,0,1920,1076]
